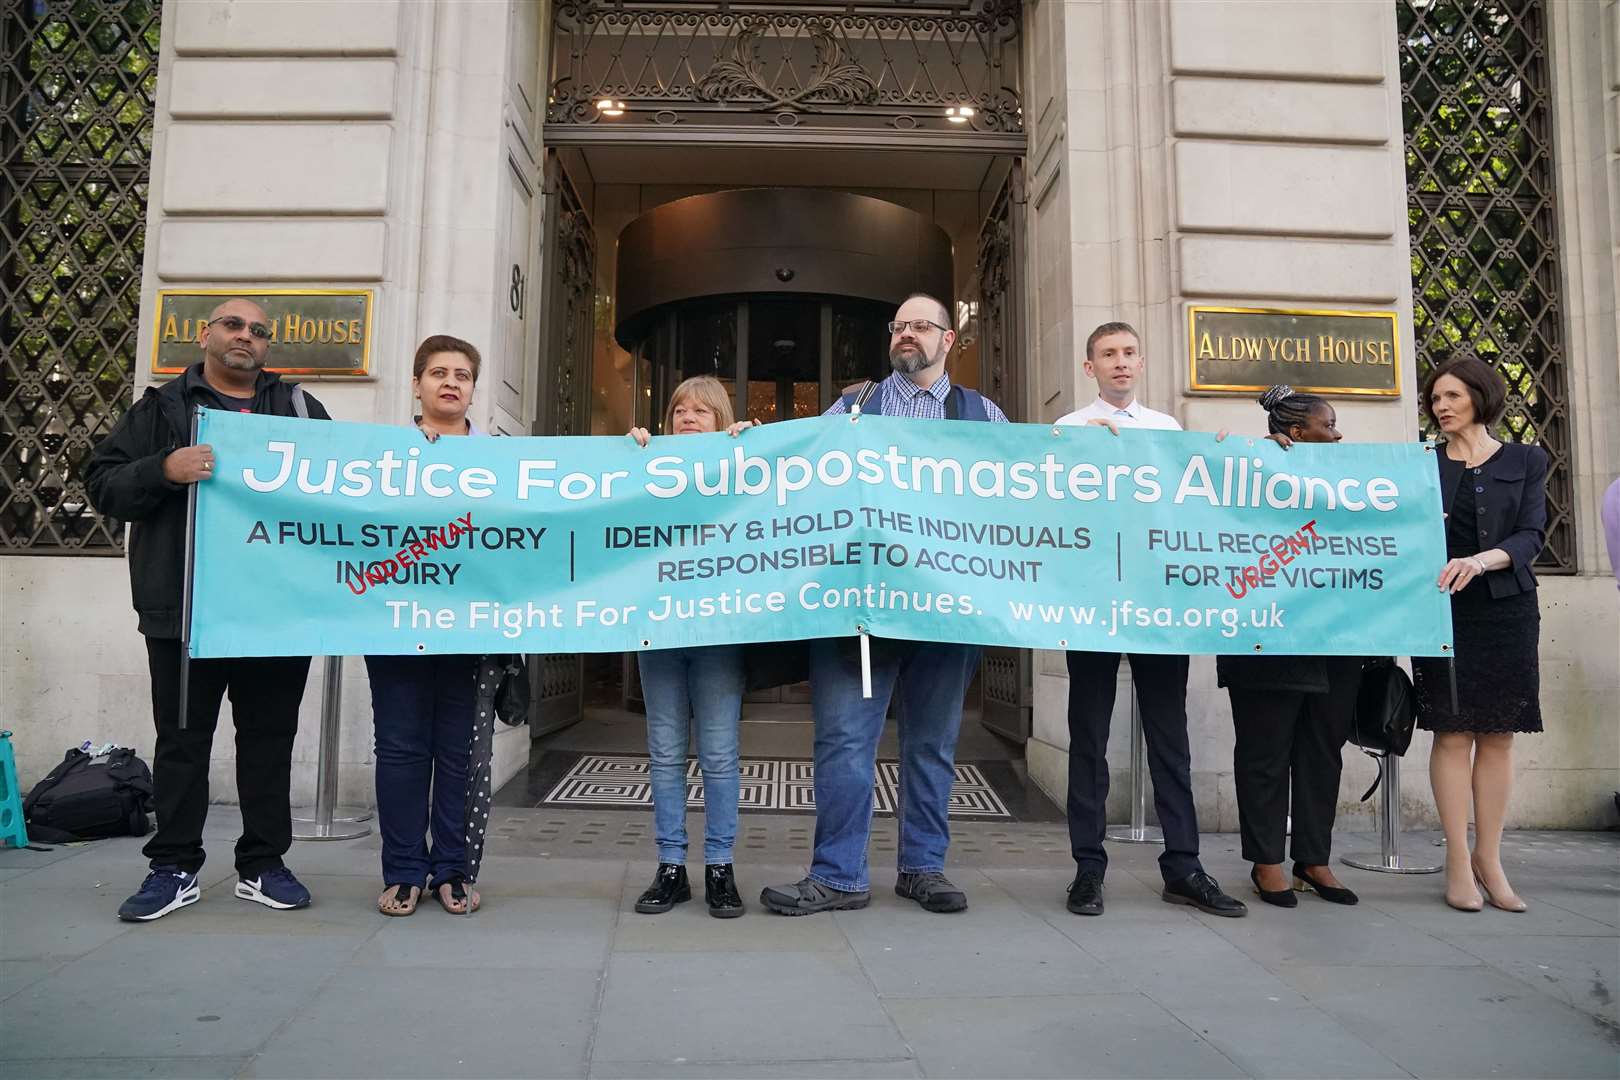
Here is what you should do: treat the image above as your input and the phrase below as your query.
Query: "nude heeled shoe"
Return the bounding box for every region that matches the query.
[1471,857,1528,913]
[1443,865,1483,912]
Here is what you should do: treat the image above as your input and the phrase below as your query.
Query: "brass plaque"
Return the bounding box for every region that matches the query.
[1187,306,1399,397]
[151,289,374,377]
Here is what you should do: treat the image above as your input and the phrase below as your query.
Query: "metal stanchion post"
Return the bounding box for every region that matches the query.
[1341,755,1439,874]
[1106,681,1163,845]
[292,657,372,841]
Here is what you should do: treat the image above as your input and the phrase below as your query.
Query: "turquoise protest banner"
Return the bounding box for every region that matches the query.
[188,410,1452,659]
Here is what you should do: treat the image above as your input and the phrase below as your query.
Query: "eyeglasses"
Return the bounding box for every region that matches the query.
[887,319,948,335]
[207,315,272,340]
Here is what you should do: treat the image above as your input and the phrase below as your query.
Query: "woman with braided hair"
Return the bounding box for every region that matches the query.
[1216,385,1362,908]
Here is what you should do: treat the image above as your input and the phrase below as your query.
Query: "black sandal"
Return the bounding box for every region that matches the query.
[433,876,480,915]
[378,883,420,917]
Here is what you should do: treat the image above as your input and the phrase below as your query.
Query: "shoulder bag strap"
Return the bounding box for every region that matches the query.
[851,379,880,415]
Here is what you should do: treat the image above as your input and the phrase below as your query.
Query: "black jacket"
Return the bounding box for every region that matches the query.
[1217,654,1348,694]
[1436,441,1547,599]
[86,363,330,638]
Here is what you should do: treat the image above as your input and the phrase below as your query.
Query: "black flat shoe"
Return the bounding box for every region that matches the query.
[1066,871,1104,916]
[705,863,745,919]
[1162,871,1248,917]
[1293,863,1359,905]
[634,863,690,914]
[1250,866,1297,908]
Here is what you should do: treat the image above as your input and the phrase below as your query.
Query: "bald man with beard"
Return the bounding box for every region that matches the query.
[88,299,332,922]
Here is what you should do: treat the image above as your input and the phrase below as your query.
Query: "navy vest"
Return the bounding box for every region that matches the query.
[839,380,991,422]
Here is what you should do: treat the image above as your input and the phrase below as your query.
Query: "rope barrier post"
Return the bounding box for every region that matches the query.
[1341,755,1439,874]
[1106,675,1163,845]
[292,656,372,841]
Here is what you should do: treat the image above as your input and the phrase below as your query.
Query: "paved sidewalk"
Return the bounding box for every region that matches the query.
[2,809,1616,1079]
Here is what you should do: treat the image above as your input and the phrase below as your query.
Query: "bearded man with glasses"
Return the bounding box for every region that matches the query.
[762,293,1008,917]
[88,298,332,922]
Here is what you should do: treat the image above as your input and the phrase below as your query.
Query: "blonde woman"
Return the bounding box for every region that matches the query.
[627,376,757,916]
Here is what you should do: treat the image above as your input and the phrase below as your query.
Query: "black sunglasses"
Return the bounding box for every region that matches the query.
[208,315,272,340]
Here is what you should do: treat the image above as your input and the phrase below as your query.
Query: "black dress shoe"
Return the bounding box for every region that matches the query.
[1250,866,1297,908]
[634,863,690,914]
[705,863,745,919]
[1293,863,1359,905]
[1162,871,1248,917]
[1066,871,1104,916]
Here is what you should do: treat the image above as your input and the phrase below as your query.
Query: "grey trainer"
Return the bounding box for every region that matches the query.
[760,876,871,916]
[895,871,968,913]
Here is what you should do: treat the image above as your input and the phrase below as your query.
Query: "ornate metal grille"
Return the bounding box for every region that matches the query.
[539,158,597,438]
[546,1,1022,145]
[0,0,159,554]
[1399,0,1573,571]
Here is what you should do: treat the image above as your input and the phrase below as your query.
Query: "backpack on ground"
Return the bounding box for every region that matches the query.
[23,747,154,842]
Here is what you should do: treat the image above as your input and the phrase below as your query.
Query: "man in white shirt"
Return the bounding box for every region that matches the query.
[1053,323,1181,433]
[1053,321,1246,920]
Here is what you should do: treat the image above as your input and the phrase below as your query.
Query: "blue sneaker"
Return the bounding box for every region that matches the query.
[117,866,201,922]
[235,866,312,910]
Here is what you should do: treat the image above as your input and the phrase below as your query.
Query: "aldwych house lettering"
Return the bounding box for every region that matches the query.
[1188,306,1400,397]
[151,290,374,377]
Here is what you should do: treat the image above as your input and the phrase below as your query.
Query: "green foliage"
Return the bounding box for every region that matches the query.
[1,0,162,550]
[1399,0,1571,567]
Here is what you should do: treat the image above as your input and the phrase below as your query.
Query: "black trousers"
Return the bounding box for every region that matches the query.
[1227,659,1360,866]
[1065,651,1201,882]
[142,637,311,876]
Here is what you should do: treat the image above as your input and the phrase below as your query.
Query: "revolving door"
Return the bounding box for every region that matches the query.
[627,295,897,429]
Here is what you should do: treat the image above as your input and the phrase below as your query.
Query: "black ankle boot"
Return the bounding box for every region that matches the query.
[705,863,745,919]
[634,863,690,914]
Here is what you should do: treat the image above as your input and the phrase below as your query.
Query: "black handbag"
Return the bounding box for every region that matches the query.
[1350,657,1416,800]
[493,655,530,726]
[1352,657,1416,757]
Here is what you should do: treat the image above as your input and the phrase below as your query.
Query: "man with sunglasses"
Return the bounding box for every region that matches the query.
[88,298,332,922]
[762,293,1007,917]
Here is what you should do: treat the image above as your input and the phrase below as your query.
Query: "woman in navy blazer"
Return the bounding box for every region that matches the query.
[1413,357,1548,914]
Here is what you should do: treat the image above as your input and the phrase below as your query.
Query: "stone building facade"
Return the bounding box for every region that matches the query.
[2,0,1615,827]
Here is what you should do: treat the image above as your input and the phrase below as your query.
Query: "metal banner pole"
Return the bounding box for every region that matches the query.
[1107,677,1163,845]
[176,408,201,730]
[1342,755,1439,874]
[292,657,371,841]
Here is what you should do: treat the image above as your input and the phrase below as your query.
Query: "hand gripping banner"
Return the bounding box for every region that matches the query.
[187,411,1453,659]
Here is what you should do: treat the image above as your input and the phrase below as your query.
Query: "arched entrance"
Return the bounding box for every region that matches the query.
[614,189,955,428]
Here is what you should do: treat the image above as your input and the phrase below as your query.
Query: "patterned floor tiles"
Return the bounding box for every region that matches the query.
[542,753,1012,819]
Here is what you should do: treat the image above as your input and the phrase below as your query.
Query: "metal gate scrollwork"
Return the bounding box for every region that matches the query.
[533,156,598,732]
[541,164,597,439]
[974,166,1030,744]
[546,1,1022,143]
[1,0,161,553]
[1398,0,1573,571]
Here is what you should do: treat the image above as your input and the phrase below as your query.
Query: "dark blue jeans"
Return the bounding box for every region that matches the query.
[364,654,477,888]
[809,637,979,893]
